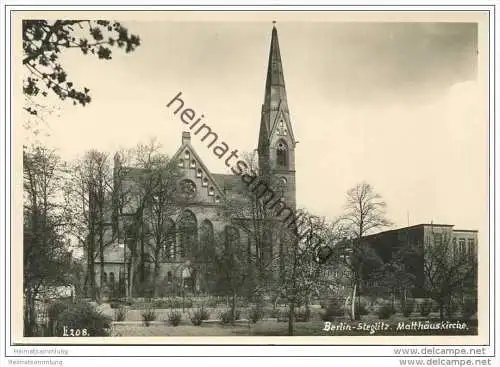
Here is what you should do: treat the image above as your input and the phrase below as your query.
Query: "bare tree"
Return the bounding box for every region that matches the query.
[65,150,114,301]
[420,233,477,320]
[341,182,392,320]
[24,145,73,336]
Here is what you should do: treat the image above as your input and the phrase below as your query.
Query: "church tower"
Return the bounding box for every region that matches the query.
[258,23,297,210]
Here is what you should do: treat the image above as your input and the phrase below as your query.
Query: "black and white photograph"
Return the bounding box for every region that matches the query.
[7,7,492,351]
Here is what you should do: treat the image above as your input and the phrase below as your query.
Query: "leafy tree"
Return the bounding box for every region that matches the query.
[23,20,140,116]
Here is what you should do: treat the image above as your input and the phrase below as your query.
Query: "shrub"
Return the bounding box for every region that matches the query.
[446,301,460,318]
[46,300,71,336]
[420,299,433,317]
[114,307,127,322]
[377,303,394,319]
[219,309,241,324]
[270,308,281,319]
[462,299,478,320]
[47,300,70,325]
[190,306,209,326]
[295,307,311,322]
[277,310,290,322]
[249,307,264,324]
[205,298,222,308]
[140,307,156,327]
[401,299,416,317]
[167,310,182,326]
[54,301,112,336]
[356,301,369,316]
[321,298,345,321]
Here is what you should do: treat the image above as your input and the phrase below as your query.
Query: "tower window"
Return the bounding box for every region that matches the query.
[276,140,289,168]
[184,151,190,160]
[202,177,208,187]
[178,159,184,168]
[190,159,196,168]
[196,169,203,178]
[208,187,215,196]
[215,196,221,203]
[277,120,287,136]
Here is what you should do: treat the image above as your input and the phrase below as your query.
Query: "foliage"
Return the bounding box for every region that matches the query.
[114,307,127,322]
[420,299,433,317]
[462,299,478,320]
[295,307,312,322]
[54,301,112,336]
[420,233,477,320]
[23,146,74,336]
[47,300,70,324]
[401,299,416,317]
[167,310,182,326]
[376,303,394,319]
[445,300,460,318]
[23,20,140,116]
[189,306,210,326]
[356,301,369,316]
[140,307,157,327]
[219,309,241,324]
[321,298,345,321]
[248,306,264,324]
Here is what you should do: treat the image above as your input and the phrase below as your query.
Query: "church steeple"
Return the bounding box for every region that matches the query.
[258,23,296,209]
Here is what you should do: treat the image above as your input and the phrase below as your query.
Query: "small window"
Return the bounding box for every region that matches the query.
[184,151,190,160]
[459,238,466,255]
[208,187,215,196]
[433,233,443,246]
[178,159,184,168]
[190,160,196,168]
[196,169,202,178]
[215,196,220,203]
[103,272,107,283]
[467,238,474,254]
[109,272,115,284]
[202,178,208,187]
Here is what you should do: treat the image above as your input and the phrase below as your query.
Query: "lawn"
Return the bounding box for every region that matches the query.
[111,318,478,337]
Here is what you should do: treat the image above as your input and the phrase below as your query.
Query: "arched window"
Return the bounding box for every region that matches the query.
[276,140,289,168]
[109,272,115,284]
[184,150,190,160]
[164,218,176,260]
[178,210,198,259]
[200,219,215,259]
[276,176,287,196]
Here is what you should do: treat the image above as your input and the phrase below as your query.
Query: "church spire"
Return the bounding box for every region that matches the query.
[263,22,288,116]
[259,23,293,154]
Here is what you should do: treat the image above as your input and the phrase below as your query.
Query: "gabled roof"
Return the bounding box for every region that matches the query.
[171,135,226,198]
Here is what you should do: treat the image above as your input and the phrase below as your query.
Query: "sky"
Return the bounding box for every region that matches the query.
[23,16,488,241]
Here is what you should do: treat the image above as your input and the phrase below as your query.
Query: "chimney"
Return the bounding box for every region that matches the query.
[182,131,191,145]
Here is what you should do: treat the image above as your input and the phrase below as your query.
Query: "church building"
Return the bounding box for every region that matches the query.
[96,24,299,299]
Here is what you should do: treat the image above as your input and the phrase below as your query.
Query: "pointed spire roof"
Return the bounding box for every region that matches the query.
[259,23,294,151]
[263,23,288,114]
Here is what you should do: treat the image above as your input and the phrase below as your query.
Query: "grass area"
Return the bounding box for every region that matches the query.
[111,318,478,337]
